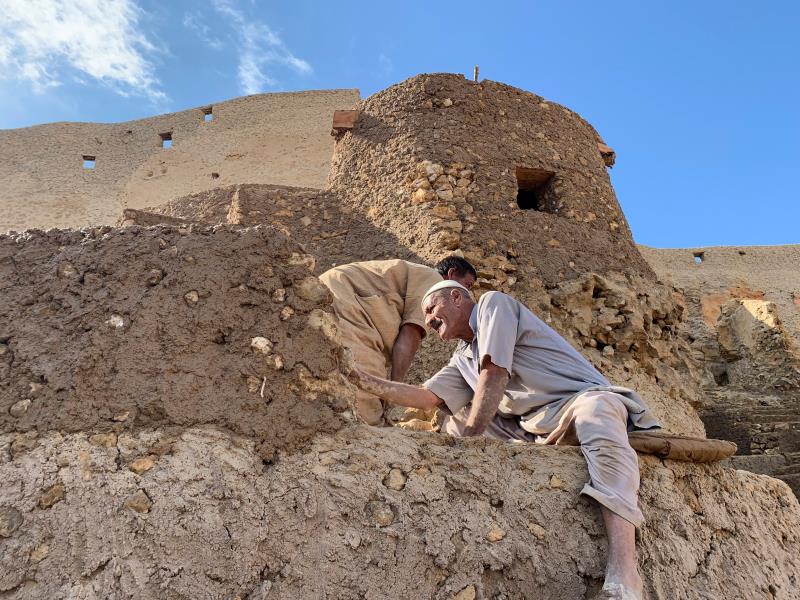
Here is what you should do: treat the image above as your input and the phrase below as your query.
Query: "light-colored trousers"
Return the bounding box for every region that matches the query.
[442,390,643,526]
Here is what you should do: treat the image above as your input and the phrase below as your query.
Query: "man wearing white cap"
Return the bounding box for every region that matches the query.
[349,281,660,600]
[319,257,476,425]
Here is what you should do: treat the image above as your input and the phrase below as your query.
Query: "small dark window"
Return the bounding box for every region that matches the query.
[202,106,213,122]
[693,252,704,264]
[211,172,220,179]
[160,132,173,148]
[516,167,555,211]
[82,155,96,169]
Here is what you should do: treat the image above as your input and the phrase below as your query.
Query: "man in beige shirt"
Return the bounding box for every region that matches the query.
[320,257,476,425]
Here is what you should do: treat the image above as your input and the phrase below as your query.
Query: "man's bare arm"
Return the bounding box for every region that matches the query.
[351,367,442,410]
[390,323,424,382]
[463,359,510,436]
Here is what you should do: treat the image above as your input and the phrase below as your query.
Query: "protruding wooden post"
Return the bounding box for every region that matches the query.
[473,65,479,82]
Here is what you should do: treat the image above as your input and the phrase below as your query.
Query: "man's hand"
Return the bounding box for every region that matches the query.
[462,358,509,436]
[348,366,443,411]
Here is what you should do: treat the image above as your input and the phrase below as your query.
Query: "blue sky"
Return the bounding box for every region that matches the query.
[1,1,798,248]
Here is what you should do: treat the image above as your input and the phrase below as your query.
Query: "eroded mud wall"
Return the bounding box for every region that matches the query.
[0,89,359,232]
[641,244,800,494]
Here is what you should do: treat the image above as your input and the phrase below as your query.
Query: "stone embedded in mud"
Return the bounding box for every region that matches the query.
[452,585,476,600]
[9,399,31,417]
[38,483,65,509]
[439,230,461,250]
[306,309,338,341]
[129,456,156,475]
[30,544,49,562]
[250,337,273,355]
[89,433,117,448]
[183,290,199,305]
[289,252,316,271]
[486,523,506,542]
[366,500,395,527]
[266,354,284,370]
[294,276,331,304]
[271,288,286,302]
[412,188,435,204]
[383,468,407,491]
[57,262,77,278]
[0,506,23,537]
[104,314,125,329]
[146,268,164,286]
[124,490,152,513]
[279,306,294,321]
[527,522,547,539]
[549,474,566,489]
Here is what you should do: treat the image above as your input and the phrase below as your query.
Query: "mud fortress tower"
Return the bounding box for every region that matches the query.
[1,74,799,599]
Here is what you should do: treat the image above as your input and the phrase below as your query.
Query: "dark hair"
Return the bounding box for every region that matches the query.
[435,256,477,279]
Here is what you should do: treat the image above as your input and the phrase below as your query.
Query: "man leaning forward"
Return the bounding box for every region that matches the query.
[349,281,661,600]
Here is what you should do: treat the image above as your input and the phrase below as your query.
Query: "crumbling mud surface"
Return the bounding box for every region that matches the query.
[1,425,798,600]
[124,183,427,274]
[0,225,351,459]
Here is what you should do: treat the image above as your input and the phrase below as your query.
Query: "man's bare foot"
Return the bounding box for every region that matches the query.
[597,573,643,600]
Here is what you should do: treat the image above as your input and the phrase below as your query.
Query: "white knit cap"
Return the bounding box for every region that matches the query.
[421,280,473,308]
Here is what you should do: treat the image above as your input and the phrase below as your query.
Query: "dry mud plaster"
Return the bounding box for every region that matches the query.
[0,225,351,459]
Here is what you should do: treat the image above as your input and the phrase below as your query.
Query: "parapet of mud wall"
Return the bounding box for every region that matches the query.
[639,244,800,339]
[0,89,359,232]
[329,73,655,286]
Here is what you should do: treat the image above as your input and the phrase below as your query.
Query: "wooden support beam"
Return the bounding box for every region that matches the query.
[331,110,359,135]
[597,142,616,167]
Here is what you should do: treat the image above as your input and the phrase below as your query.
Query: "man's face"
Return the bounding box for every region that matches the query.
[423,290,470,341]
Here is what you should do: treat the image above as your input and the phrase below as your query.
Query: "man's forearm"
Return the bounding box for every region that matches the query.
[354,368,442,410]
[463,364,509,436]
[390,324,423,381]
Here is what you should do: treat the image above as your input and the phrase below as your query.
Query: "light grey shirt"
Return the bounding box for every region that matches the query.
[424,291,660,435]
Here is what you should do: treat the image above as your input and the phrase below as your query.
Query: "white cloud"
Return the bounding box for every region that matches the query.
[0,0,164,101]
[211,0,311,95]
[182,13,224,51]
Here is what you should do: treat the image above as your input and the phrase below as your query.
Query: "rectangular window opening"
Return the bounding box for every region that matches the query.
[202,106,213,122]
[516,167,555,211]
[160,132,173,148]
[693,251,705,265]
[82,155,96,169]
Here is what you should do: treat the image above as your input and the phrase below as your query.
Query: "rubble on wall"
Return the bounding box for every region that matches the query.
[716,298,800,390]
[542,273,706,437]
